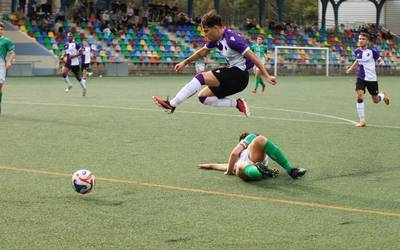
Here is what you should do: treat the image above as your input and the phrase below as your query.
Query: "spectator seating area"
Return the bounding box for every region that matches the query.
[246,24,400,66]
[4,13,400,66]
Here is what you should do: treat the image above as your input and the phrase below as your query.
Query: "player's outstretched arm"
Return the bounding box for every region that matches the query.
[244,50,276,85]
[346,60,358,74]
[175,47,211,72]
[198,163,228,171]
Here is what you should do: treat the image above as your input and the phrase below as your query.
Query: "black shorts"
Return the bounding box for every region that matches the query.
[356,79,379,96]
[81,63,90,71]
[209,67,249,98]
[65,64,81,76]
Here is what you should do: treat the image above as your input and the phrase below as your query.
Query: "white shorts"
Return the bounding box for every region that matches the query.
[0,64,6,84]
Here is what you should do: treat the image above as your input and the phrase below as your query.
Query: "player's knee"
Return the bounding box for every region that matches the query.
[195,73,205,85]
[198,96,207,104]
[372,96,379,103]
[254,135,267,146]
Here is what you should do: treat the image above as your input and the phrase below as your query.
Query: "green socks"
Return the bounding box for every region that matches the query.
[264,140,293,173]
[254,78,265,91]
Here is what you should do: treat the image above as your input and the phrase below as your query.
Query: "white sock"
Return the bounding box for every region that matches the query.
[202,96,236,107]
[356,102,365,120]
[170,77,202,107]
[64,76,72,86]
[80,79,87,89]
[378,92,384,103]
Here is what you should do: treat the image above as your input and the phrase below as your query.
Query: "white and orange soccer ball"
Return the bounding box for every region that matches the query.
[71,169,95,194]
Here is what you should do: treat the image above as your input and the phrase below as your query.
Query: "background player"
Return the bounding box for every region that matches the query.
[346,32,389,127]
[250,35,269,93]
[0,21,15,114]
[61,32,87,96]
[80,39,92,96]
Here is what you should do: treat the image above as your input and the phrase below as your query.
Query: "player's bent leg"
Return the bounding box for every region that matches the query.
[377,92,389,105]
[371,95,380,104]
[248,136,268,163]
[201,70,221,87]
[236,164,263,181]
[198,87,236,107]
[263,138,306,179]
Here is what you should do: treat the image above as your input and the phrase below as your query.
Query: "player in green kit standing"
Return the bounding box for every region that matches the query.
[250,35,268,93]
[0,21,16,115]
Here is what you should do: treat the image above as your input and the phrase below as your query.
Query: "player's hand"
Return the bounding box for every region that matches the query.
[174,62,186,72]
[6,62,12,70]
[266,76,277,85]
[224,170,234,175]
[378,59,385,65]
[346,68,352,74]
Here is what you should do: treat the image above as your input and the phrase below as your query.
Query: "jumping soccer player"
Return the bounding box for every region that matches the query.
[61,32,87,96]
[0,21,16,115]
[250,35,269,93]
[152,10,276,117]
[346,32,389,127]
[198,132,306,181]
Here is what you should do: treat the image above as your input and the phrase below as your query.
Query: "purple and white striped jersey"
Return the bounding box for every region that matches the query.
[205,28,254,71]
[64,41,81,66]
[355,47,380,81]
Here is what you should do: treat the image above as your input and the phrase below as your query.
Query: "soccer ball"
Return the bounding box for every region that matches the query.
[71,169,95,194]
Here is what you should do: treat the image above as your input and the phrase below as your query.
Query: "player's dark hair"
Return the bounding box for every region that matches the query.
[239,132,249,141]
[201,10,222,28]
[359,32,370,40]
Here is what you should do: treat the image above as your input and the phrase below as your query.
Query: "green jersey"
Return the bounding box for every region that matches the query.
[0,36,15,63]
[250,43,267,59]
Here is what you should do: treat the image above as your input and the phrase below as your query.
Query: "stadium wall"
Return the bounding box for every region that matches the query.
[4,20,58,76]
[318,0,400,35]
[318,0,383,28]
[384,1,400,34]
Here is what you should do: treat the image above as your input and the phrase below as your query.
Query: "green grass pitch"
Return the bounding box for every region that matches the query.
[0,75,399,249]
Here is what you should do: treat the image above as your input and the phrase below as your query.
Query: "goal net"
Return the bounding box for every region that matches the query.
[273,46,330,76]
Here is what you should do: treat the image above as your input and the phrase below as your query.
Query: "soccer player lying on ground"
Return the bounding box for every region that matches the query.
[198,132,306,181]
[346,32,389,127]
[153,10,276,117]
